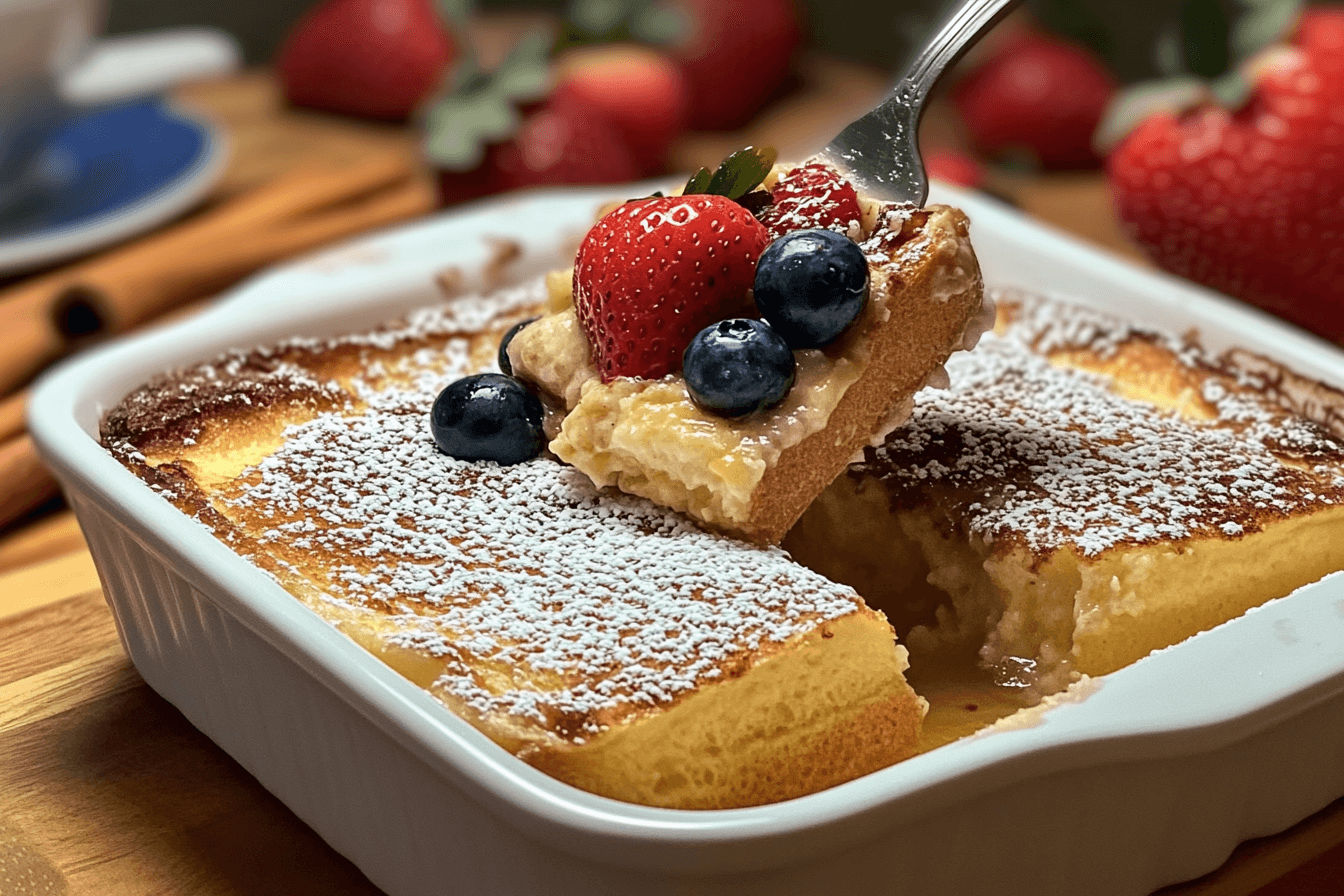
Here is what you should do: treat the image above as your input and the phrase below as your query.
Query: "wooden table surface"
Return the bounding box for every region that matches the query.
[2,62,1343,896]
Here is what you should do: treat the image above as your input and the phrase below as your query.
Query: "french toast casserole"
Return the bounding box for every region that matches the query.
[100,164,1344,809]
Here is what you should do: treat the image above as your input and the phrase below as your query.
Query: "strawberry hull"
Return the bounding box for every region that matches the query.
[1108,9,1344,342]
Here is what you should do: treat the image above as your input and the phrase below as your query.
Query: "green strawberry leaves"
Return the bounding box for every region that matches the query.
[1230,0,1305,62]
[421,29,554,171]
[1093,0,1304,154]
[432,0,474,33]
[557,0,689,50]
[683,146,778,201]
[627,147,777,209]
[1154,0,1301,80]
[1033,0,1303,83]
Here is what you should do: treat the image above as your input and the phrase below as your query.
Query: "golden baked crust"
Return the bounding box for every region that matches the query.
[788,290,1344,697]
[510,204,990,546]
[101,278,927,810]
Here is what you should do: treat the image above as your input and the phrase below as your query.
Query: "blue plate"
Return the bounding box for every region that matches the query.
[0,97,226,274]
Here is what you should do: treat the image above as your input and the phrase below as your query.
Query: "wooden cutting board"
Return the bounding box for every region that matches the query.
[0,581,385,896]
[2,553,1343,896]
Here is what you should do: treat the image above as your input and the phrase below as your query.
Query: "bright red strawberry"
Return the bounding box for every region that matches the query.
[1108,8,1344,341]
[669,0,801,130]
[757,163,862,239]
[952,31,1117,169]
[552,44,690,174]
[573,194,770,381]
[434,94,642,206]
[490,95,642,192]
[278,0,456,121]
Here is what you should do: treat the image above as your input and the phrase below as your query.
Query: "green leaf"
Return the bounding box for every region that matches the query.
[1154,26,1186,78]
[1230,0,1303,61]
[433,0,475,33]
[1092,76,1212,153]
[684,146,778,200]
[630,3,689,45]
[708,146,776,198]
[492,29,555,103]
[557,0,684,49]
[684,167,713,194]
[559,0,640,46]
[1209,68,1254,106]
[422,92,519,170]
[569,0,627,35]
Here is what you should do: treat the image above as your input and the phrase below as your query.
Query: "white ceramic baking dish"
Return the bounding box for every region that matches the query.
[28,183,1344,896]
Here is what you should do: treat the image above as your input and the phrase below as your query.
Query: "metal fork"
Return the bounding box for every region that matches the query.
[817,0,1023,206]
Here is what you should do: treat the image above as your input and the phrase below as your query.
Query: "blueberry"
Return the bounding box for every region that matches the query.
[497,316,539,376]
[753,228,869,348]
[682,319,795,418]
[430,373,545,465]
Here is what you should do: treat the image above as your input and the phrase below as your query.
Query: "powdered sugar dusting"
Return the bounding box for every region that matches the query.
[287,278,549,353]
[858,291,1344,557]
[122,277,864,740]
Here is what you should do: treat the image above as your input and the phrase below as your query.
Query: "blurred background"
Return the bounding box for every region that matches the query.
[3,0,1340,561]
[3,0,1339,537]
[103,0,1196,75]
[2,2,1344,894]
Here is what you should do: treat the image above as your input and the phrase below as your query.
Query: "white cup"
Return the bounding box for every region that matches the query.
[0,0,238,215]
[0,0,103,209]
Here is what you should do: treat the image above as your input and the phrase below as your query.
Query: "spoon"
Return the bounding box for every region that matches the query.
[817,0,1023,205]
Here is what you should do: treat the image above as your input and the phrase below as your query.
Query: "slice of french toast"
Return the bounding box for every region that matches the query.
[787,291,1344,698]
[509,199,990,546]
[102,277,926,810]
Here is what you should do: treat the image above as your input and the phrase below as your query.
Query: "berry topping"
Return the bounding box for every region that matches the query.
[1105,7,1344,341]
[430,373,544,465]
[757,163,862,240]
[573,193,770,382]
[497,316,539,376]
[753,229,869,348]
[682,319,796,418]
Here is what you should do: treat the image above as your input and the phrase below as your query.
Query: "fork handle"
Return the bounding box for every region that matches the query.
[902,0,1023,105]
[818,0,1023,205]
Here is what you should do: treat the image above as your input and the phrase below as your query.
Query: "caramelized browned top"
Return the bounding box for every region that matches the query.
[853,291,1344,558]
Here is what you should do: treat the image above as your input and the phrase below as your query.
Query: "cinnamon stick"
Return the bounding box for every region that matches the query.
[0,435,59,530]
[0,508,83,573]
[0,156,435,396]
[0,391,23,444]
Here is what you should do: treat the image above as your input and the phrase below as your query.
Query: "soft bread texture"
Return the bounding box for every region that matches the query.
[101,278,927,810]
[787,292,1344,698]
[509,204,990,546]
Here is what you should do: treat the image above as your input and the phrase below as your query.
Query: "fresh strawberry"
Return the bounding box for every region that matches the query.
[669,0,801,130]
[425,32,641,205]
[551,44,690,174]
[574,193,771,381]
[278,0,456,121]
[435,98,641,205]
[1107,8,1344,340]
[952,31,1117,169]
[556,0,798,131]
[491,95,643,191]
[757,163,861,240]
